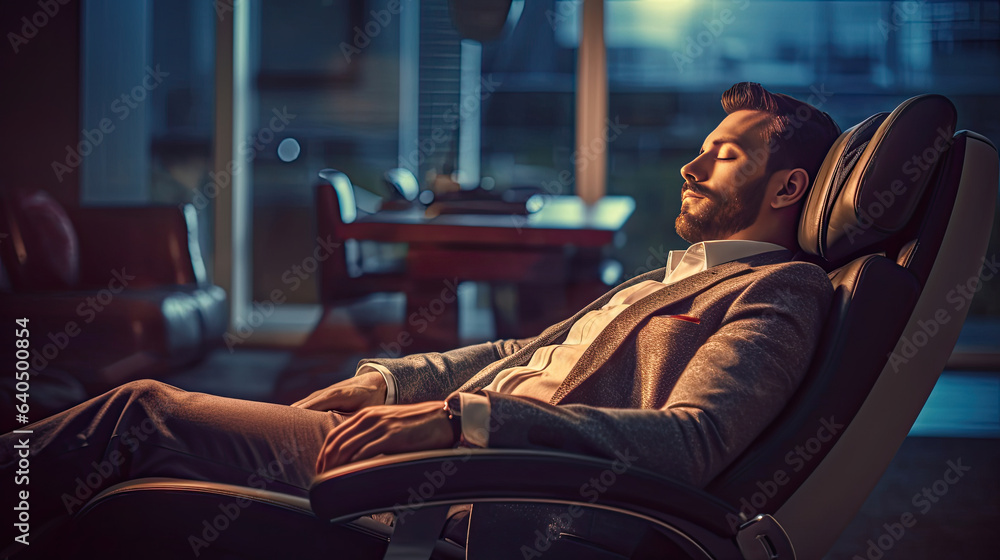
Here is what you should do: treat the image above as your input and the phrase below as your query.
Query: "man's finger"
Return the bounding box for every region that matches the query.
[295,389,342,411]
[316,439,332,472]
[326,418,382,467]
[316,415,353,472]
[316,415,366,472]
[317,412,379,471]
[292,390,323,409]
[348,417,453,464]
[348,434,397,464]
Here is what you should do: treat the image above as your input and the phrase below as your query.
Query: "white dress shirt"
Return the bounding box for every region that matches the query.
[360,240,786,446]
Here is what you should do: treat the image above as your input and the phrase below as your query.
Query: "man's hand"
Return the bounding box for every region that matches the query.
[292,371,388,413]
[315,401,455,473]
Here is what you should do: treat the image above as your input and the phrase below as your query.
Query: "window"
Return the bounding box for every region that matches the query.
[80,0,216,270]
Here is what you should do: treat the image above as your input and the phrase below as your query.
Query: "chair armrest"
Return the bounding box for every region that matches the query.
[65,204,205,288]
[311,449,741,537]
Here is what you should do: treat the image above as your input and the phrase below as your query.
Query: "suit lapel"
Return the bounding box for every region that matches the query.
[550,249,792,403]
[456,268,667,393]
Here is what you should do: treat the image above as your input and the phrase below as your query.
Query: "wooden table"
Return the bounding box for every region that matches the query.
[343,195,636,344]
[342,195,635,246]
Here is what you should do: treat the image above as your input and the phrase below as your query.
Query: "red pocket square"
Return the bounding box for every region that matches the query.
[670,314,700,324]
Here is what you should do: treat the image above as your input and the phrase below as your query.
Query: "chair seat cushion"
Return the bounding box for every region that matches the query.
[0,285,227,382]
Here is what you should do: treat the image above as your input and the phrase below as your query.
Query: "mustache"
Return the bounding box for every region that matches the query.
[682,182,711,197]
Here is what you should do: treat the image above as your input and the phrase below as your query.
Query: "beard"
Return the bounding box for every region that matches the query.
[674,175,769,243]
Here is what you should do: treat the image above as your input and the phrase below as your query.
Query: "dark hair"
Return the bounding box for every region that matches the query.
[721,82,841,189]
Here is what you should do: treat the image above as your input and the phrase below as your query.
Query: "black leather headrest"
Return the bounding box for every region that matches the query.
[798,94,957,262]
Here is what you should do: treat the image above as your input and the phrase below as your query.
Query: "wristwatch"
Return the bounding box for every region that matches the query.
[443,394,463,446]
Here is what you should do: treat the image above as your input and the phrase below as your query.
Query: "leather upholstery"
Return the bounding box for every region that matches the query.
[706,254,920,507]
[895,132,978,280]
[1,189,80,291]
[68,479,393,560]
[707,95,967,515]
[68,206,200,288]
[315,170,411,305]
[798,94,957,264]
[0,195,227,391]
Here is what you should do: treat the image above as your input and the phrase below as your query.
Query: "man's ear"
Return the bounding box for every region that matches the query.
[771,168,810,209]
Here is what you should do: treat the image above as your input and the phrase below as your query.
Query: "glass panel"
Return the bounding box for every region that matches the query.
[249,0,400,305]
[151,0,217,273]
[480,0,578,193]
[244,0,581,313]
[79,0,216,272]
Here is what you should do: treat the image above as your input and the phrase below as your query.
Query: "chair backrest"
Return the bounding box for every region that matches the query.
[315,169,360,305]
[318,168,358,225]
[384,168,420,202]
[315,168,406,304]
[0,188,80,292]
[704,94,998,558]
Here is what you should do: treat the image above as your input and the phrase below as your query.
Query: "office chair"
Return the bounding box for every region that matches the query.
[62,94,997,559]
[297,168,413,354]
[0,192,227,391]
[315,168,411,297]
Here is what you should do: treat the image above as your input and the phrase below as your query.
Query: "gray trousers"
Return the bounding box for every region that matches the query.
[1,379,342,551]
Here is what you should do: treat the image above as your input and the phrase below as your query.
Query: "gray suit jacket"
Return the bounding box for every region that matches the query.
[359,249,833,488]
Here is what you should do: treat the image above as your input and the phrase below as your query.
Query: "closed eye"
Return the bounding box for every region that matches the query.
[716,157,736,160]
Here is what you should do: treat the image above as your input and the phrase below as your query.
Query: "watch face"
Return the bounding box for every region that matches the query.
[447,394,463,415]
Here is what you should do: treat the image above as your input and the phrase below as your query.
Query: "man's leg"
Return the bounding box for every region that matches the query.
[1,379,341,550]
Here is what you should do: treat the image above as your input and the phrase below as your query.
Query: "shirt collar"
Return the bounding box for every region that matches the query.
[663,240,787,285]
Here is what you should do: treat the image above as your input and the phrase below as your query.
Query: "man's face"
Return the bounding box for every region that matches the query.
[675,110,774,243]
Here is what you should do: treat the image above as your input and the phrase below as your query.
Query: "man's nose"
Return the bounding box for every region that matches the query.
[680,154,708,184]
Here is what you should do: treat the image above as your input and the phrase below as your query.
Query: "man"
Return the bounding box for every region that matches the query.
[2,82,839,555]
